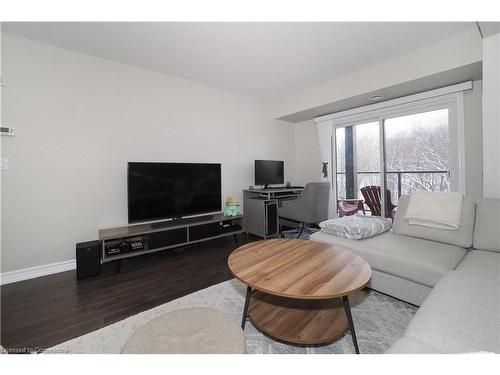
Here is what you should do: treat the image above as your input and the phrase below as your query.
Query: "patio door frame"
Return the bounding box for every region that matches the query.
[315,81,470,218]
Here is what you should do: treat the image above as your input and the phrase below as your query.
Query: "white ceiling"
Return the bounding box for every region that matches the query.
[2,22,478,98]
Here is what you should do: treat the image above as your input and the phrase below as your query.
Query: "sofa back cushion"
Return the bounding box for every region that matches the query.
[473,198,500,252]
[393,195,474,248]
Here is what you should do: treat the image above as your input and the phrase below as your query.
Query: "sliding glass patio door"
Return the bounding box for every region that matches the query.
[335,121,381,216]
[332,103,458,219]
[318,84,468,219]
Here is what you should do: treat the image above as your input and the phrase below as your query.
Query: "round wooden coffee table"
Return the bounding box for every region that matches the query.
[228,239,372,353]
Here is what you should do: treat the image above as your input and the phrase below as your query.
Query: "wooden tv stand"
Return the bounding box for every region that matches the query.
[98,214,244,265]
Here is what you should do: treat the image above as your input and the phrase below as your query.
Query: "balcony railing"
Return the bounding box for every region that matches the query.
[336,170,450,198]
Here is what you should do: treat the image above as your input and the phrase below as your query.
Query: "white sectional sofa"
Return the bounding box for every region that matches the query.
[310,196,500,353]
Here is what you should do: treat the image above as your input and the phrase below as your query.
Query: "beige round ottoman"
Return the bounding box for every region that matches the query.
[121,308,245,354]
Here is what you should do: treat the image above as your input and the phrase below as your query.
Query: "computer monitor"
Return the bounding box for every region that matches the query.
[255,160,284,188]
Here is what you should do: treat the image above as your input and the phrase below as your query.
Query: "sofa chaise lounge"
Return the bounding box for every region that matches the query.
[310,196,500,353]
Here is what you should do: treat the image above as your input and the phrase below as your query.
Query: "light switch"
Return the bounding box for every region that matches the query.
[1,158,8,171]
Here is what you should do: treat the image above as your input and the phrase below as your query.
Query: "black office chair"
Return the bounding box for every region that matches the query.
[278,182,330,238]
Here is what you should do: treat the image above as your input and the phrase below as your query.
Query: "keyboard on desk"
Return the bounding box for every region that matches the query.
[287,186,304,189]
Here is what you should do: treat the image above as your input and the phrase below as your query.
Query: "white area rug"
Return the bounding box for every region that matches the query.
[49,279,417,354]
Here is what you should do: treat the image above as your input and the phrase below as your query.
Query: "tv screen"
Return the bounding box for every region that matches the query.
[255,160,284,186]
[128,162,222,223]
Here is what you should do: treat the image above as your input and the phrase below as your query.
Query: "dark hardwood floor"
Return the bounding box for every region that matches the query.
[0,234,256,352]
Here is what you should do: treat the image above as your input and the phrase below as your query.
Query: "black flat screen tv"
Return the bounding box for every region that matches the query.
[255,160,284,187]
[128,162,222,223]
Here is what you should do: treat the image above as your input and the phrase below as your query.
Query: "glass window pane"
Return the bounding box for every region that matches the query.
[335,122,380,217]
[335,127,346,202]
[384,108,450,205]
[355,122,380,173]
[354,122,380,201]
[335,128,345,173]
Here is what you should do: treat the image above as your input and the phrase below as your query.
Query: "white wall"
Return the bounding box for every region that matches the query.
[272,28,482,119]
[0,34,294,273]
[482,33,500,198]
[293,81,484,201]
[293,119,323,186]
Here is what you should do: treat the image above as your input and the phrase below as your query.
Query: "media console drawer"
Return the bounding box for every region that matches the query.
[188,222,221,241]
[189,221,242,241]
[147,228,187,249]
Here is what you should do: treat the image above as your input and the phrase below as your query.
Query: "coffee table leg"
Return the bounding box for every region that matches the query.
[241,286,253,329]
[342,295,360,354]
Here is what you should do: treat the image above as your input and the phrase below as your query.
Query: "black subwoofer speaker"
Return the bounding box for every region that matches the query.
[76,240,102,280]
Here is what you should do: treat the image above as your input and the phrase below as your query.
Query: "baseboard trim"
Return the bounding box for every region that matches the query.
[0,259,76,285]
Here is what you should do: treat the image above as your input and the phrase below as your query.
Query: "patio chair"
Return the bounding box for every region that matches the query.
[337,198,365,217]
[360,185,397,219]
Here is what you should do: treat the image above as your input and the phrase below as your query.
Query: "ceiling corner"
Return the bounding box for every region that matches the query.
[477,22,500,38]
